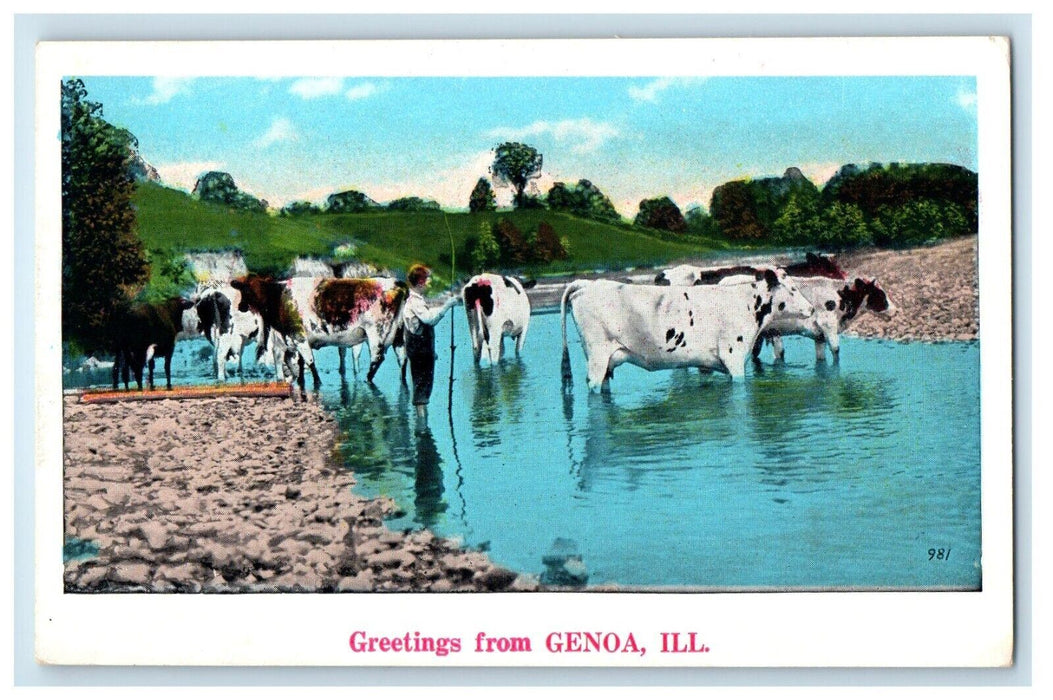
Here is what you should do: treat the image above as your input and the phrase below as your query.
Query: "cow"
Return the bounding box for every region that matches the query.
[230,274,408,387]
[654,252,845,286]
[180,282,293,381]
[111,297,195,391]
[692,263,892,363]
[461,273,536,364]
[760,277,894,362]
[560,268,815,391]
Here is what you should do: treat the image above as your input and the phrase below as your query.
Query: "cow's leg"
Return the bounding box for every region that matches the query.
[771,335,785,362]
[299,342,321,388]
[147,357,156,391]
[585,347,614,392]
[338,346,347,378]
[814,339,826,363]
[396,345,408,385]
[827,332,840,365]
[112,352,121,390]
[751,336,764,363]
[364,330,385,384]
[164,353,173,390]
[516,317,530,356]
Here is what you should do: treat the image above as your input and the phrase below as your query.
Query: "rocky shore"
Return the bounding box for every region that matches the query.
[837,235,978,342]
[62,395,537,593]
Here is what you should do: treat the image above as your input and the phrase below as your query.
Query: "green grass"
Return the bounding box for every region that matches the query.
[134,182,724,288]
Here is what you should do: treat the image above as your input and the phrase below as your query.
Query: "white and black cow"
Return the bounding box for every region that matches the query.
[680,261,893,363]
[231,274,408,387]
[461,273,536,364]
[180,282,280,381]
[761,277,895,362]
[560,268,815,391]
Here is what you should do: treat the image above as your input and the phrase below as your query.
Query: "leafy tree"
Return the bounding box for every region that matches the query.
[871,198,970,247]
[533,221,568,262]
[280,200,322,216]
[822,162,977,232]
[491,142,543,209]
[547,179,621,223]
[771,193,821,245]
[684,206,718,237]
[61,78,149,354]
[327,190,379,213]
[387,196,441,212]
[816,201,872,248]
[193,171,266,212]
[493,217,530,266]
[469,221,501,272]
[469,177,497,213]
[709,180,765,240]
[634,196,687,233]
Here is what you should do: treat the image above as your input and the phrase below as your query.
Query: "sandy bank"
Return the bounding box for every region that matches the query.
[62,395,538,593]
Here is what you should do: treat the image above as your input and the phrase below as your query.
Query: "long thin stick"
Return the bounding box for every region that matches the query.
[444,212,456,414]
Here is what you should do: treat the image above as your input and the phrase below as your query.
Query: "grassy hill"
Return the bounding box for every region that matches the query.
[133,182,730,288]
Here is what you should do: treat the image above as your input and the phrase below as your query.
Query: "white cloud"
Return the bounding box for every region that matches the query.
[254,117,298,148]
[141,77,194,105]
[957,88,978,111]
[345,81,382,100]
[154,161,226,193]
[484,118,619,154]
[628,77,706,103]
[289,77,345,99]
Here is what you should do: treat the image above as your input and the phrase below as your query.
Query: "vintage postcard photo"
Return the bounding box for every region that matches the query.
[34,37,1013,667]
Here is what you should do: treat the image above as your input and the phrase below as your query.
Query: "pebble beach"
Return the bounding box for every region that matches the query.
[62,235,979,593]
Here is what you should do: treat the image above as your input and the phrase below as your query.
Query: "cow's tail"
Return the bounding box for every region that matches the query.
[560,280,588,388]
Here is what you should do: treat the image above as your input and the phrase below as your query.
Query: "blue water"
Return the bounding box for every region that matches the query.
[65,312,982,590]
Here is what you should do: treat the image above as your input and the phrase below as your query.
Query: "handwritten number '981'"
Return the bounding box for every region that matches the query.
[928,548,951,561]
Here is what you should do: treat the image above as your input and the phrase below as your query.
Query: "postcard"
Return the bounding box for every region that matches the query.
[35,36,1013,667]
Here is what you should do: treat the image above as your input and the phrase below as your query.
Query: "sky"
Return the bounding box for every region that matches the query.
[76,75,978,216]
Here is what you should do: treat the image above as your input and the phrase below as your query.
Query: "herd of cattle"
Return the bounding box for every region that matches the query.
[106,253,893,393]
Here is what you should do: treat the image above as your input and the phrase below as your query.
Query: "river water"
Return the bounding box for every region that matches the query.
[65,310,981,590]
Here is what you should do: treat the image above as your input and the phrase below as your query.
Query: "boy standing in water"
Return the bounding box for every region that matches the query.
[402,263,462,418]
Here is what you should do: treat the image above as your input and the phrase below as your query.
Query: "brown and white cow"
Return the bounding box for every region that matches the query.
[230,274,408,387]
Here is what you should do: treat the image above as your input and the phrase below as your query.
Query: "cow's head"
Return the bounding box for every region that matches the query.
[755,269,815,327]
[856,278,895,318]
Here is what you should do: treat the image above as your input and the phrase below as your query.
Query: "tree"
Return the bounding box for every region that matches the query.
[326,190,379,213]
[816,201,872,248]
[61,78,149,354]
[280,200,322,216]
[547,179,621,223]
[710,180,765,240]
[469,177,497,213]
[533,221,568,263]
[771,193,821,245]
[491,142,543,209]
[684,206,718,237]
[469,221,501,272]
[492,218,530,266]
[634,196,687,233]
[193,171,266,212]
[387,196,441,212]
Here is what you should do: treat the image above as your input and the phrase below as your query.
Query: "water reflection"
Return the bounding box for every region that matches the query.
[411,413,447,529]
[468,359,530,451]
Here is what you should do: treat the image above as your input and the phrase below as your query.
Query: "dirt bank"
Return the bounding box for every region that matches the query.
[837,235,978,342]
[62,395,538,593]
[528,235,979,342]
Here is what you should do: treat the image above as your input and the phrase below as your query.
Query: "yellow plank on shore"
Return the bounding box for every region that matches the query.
[79,383,292,404]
